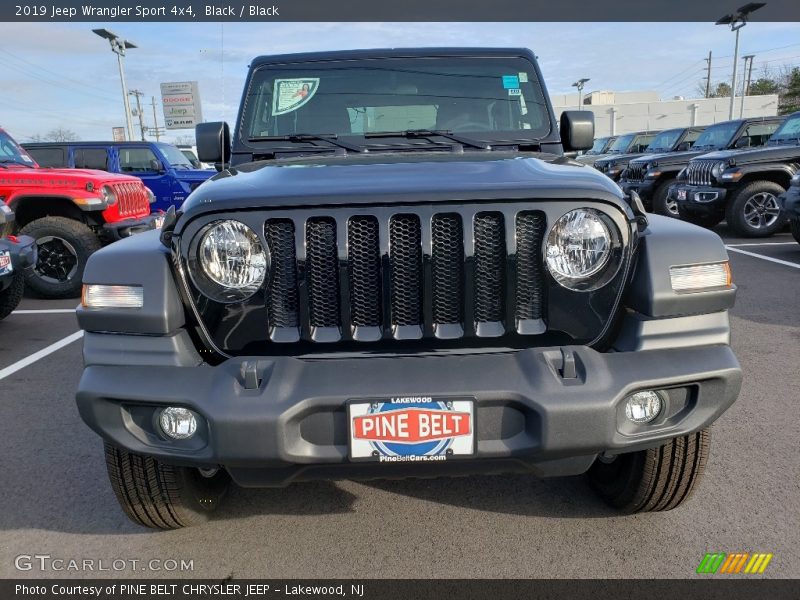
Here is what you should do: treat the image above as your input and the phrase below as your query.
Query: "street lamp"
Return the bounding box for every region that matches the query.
[93,28,137,142]
[572,78,590,110]
[716,3,765,120]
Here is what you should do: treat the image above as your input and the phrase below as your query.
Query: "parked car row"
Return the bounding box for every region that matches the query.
[588,112,800,238]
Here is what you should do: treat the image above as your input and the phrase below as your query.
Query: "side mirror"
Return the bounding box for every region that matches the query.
[676,141,692,152]
[197,122,231,166]
[560,111,594,152]
[734,137,750,149]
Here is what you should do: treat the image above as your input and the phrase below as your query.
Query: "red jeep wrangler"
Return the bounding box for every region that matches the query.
[0,127,157,298]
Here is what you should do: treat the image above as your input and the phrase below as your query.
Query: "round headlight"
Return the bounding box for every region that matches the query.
[100,185,117,206]
[791,172,800,185]
[711,161,726,180]
[190,220,268,303]
[546,209,617,291]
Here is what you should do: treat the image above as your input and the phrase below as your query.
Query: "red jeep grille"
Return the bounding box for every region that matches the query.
[110,182,149,217]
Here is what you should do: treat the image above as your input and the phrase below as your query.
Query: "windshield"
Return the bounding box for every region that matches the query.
[768,115,800,144]
[692,121,740,150]
[587,137,611,155]
[157,143,194,168]
[241,56,550,148]
[607,134,635,153]
[0,130,37,166]
[646,129,682,152]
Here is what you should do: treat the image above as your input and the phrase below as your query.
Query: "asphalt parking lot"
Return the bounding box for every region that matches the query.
[1,224,798,580]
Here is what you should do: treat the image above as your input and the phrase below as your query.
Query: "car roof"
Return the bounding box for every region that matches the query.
[251,47,537,67]
[22,141,169,147]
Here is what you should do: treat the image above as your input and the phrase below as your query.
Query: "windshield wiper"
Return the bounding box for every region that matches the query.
[248,134,367,153]
[364,129,491,151]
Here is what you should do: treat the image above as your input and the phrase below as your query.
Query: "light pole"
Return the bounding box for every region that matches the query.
[572,78,590,110]
[716,3,765,120]
[93,28,137,142]
[739,54,755,117]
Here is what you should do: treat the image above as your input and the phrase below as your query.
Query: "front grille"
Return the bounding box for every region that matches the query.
[686,160,716,186]
[111,182,148,217]
[261,207,548,344]
[625,162,646,182]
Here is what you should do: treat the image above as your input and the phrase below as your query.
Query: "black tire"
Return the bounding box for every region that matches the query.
[588,429,710,513]
[104,442,230,529]
[651,179,679,217]
[725,181,787,238]
[0,272,24,321]
[676,205,723,229]
[19,216,102,298]
[790,218,800,244]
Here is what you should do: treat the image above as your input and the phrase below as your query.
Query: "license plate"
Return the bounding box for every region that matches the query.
[0,250,12,276]
[348,397,475,462]
[677,189,687,201]
[153,214,166,229]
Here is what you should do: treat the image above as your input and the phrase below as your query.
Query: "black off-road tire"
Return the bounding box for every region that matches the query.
[651,178,679,217]
[725,180,787,238]
[588,429,710,513]
[19,216,102,298]
[790,218,800,244]
[104,442,230,529]
[676,205,724,229]
[0,272,24,320]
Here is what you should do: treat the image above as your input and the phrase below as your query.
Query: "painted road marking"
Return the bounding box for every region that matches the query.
[11,309,76,315]
[0,331,83,381]
[726,246,800,269]
[726,242,798,247]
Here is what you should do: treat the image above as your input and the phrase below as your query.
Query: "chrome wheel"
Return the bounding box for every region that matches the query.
[35,236,78,284]
[743,192,781,230]
[665,198,679,216]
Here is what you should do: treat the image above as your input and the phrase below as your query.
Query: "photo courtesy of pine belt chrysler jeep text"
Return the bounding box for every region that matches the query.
[75,48,742,529]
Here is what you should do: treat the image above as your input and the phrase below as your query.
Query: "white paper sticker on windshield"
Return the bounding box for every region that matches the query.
[272,78,320,116]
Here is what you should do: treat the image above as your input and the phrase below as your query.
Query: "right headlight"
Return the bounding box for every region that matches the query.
[188,220,269,303]
[545,208,621,291]
[100,185,117,206]
[711,161,727,180]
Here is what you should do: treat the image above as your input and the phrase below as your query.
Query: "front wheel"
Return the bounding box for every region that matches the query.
[19,216,102,298]
[588,429,710,513]
[0,272,24,320]
[104,442,230,529]
[652,179,679,217]
[725,181,786,237]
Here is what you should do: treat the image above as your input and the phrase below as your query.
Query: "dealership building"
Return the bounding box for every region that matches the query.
[550,90,780,136]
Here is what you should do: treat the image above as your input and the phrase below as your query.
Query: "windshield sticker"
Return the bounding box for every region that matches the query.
[518,72,529,83]
[502,75,520,89]
[508,88,521,96]
[272,78,320,116]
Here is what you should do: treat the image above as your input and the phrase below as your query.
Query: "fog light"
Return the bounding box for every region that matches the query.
[624,391,663,424]
[159,407,197,440]
[81,284,143,308]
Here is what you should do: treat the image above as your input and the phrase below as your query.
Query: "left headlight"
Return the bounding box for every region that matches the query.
[188,220,268,303]
[100,185,117,206]
[545,208,621,291]
[711,161,727,180]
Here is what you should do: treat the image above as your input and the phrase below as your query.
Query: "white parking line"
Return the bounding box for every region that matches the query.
[0,331,84,381]
[11,309,76,315]
[726,246,800,269]
[726,242,798,247]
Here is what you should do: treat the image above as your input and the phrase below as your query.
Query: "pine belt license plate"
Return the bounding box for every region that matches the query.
[677,189,687,201]
[0,251,12,276]
[348,397,475,462]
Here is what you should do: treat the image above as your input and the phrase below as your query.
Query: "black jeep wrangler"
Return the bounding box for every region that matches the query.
[75,48,742,529]
[782,170,800,245]
[0,204,36,321]
[622,117,784,217]
[671,112,800,236]
[594,126,705,183]
[575,130,656,168]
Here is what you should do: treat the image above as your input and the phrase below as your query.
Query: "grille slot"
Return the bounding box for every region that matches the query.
[473,212,506,328]
[389,214,423,333]
[431,214,464,326]
[265,220,299,339]
[306,218,340,330]
[348,216,382,328]
[687,160,715,186]
[515,212,546,322]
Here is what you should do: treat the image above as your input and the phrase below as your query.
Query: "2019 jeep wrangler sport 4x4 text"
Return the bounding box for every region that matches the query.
[0,127,157,298]
[75,48,743,529]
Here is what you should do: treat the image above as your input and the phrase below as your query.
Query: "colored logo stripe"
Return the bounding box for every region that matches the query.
[744,553,773,574]
[697,552,773,574]
[697,553,726,574]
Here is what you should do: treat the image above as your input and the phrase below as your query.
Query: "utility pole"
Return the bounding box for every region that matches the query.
[150,96,163,141]
[705,51,713,98]
[129,89,147,140]
[739,54,755,118]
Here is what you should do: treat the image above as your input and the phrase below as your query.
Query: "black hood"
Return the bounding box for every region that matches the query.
[692,143,800,166]
[593,151,648,167]
[629,149,716,168]
[177,151,628,225]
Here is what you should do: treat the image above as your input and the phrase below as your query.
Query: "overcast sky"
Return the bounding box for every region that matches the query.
[1,21,799,143]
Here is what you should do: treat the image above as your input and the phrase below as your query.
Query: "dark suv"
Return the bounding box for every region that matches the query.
[75,48,741,529]
[622,117,783,217]
[575,131,657,168]
[671,112,800,236]
[593,126,705,183]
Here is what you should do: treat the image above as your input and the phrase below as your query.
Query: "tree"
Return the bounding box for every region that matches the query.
[748,78,780,96]
[44,127,80,142]
[708,82,732,98]
[779,67,800,115]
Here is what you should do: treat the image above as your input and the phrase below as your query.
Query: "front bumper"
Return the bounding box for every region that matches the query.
[77,342,742,486]
[0,234,36,289]
[102,214,162,241]
[670,183,729,215]
[620,180,657,204]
